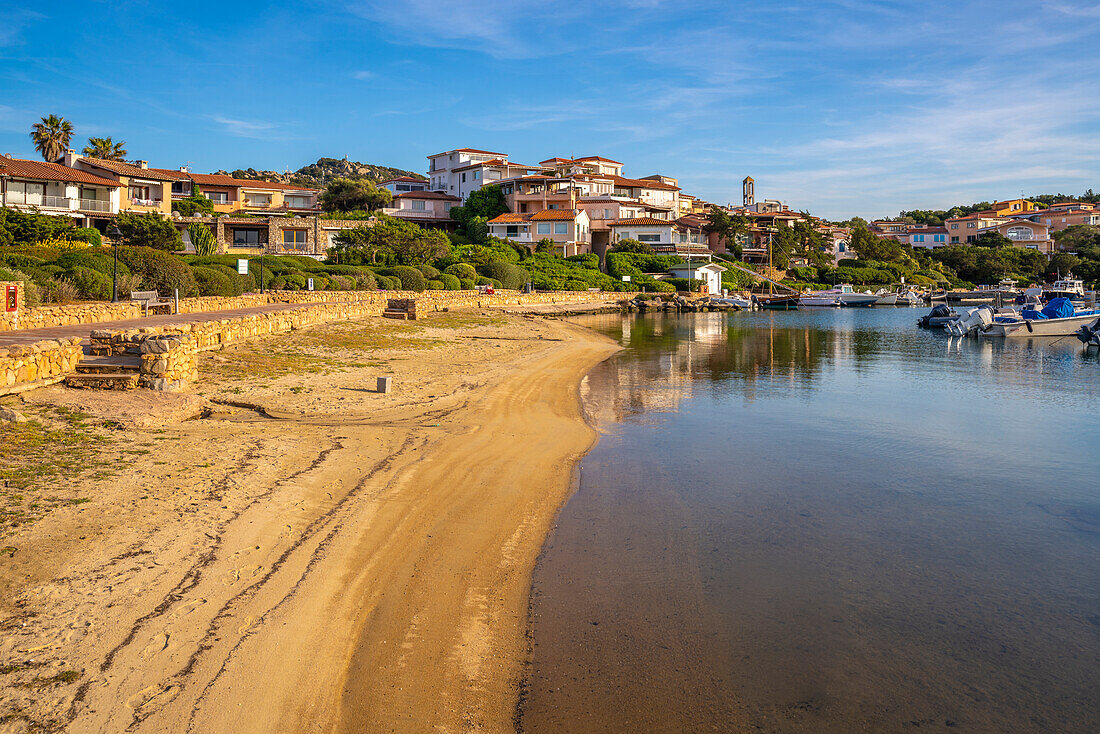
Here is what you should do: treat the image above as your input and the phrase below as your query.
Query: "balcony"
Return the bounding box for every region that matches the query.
[126,198,162,209]
[80,199,112,212]
[5,192,73,209]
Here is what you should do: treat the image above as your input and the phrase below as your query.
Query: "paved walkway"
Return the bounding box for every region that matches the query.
[0,302,324,347]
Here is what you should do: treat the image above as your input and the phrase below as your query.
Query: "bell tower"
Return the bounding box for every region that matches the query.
[743,176,755,207]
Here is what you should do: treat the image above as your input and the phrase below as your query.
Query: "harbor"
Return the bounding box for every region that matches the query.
[522,307,1100,733]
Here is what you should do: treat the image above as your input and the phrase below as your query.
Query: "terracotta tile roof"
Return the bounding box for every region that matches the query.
[380,176,429,184]
[235,179,318,192]
[607,174,680,191]
[609,217,672,226]
[575,156,624,165]
[675,215,708,228]
[451,158,509,172]
[0,156,122,187]
[539,157,574,165]
[530,209,580,221]
[394,191,460,201]
[488,212,529,224]
[909,227,948,234]
[187,173,243,188]
[78,157,183,182]
[431,148,507,157]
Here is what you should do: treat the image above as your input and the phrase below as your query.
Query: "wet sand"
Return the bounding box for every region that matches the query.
[0,310,618,733]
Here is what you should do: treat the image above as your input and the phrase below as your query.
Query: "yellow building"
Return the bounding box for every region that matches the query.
[991,198,1039,216]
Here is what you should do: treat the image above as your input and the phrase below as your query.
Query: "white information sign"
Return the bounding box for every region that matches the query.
[307,278,315,291]
[237,259,248,275]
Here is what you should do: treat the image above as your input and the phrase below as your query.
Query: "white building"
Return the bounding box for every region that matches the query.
[425,148,509,200]
[668,262,727,294]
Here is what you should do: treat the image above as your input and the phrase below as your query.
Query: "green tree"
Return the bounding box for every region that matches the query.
[609,238,653,254]
[116,212,184,251]
[1045,252,1081,278]
[332,215,449,266]
[1053,224,1100,256]
[82,136,127,161]
[704,206,750,257]
[30,114,74,162]
[449,185,509,243]
[972,231,1013,248]
[319,178,392,213]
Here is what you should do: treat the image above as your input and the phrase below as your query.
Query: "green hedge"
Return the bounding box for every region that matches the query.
[192,267,235,297]
[64,267,113,300]
[383,265,427,291]
[444,263,477,281]
[439,273,461,291]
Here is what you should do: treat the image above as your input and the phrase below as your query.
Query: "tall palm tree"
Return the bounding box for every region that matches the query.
[82,136,127,161]
[29,114,74,162]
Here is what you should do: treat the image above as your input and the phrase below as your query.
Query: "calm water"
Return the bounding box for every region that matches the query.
[521,308,1100,733]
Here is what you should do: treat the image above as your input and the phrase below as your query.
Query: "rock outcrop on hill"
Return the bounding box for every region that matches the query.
[217,157,425,189]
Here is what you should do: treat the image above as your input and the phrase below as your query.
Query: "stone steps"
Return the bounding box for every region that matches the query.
[65,372,139,390]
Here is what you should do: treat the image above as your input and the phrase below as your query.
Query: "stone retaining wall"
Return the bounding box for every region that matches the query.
[5,289,625,331]
[2,290,630,393]
[1,337,84,394]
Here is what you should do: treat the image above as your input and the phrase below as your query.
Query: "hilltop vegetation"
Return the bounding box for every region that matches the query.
[221,157,425,188]
[873,189,1100,227]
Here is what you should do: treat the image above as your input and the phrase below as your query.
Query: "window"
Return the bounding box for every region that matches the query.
[604,208,612,219]
[638,233,661,242]
[934,234,945,242]
[462,172,467,182]
[537,223,551,235]
[80,187,98,201]
[129,185,150,201]
[286,196,310,209]
[207,191,228,204]
[246,194,272,208]
[487,170,500,180]
[913,234,925,242]
[950,223,958,229]
[231,229,262,247]
[553,222,568,235]
[505,225,519,237]
[171,181,188,194]
[411,199,426,211]
[473,170,480,180]
[951,236,959,243]
[967,222,976,228]
[282,230,307,250]
[1006,226,1033,240]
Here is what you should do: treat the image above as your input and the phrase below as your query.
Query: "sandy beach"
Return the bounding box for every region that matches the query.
[0,309,619,733]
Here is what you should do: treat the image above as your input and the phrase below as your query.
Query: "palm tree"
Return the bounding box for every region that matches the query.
[82,137,127,161]
[30,115,74,162]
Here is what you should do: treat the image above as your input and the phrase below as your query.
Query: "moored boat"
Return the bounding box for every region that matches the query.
[873,289,898,306]
[799,293,841,307]
[979,298,1100,337]
[918,304,959,329]
[754,293,800,310]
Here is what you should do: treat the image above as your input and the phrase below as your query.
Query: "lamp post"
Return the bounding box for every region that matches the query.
[109,224,122,303]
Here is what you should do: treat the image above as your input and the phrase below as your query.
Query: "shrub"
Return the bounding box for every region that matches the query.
[481,261,529,290]
[56,250,130,277]
[488,278,503,289]
[284,273,307,290]
[386,265,427,291]
[356,271,378,290]
[117,246,196,296]
[72,227,103,246]
[427,279,444,290]
[439,273,461,291]
[65,266,113,300]
[418,264,441,279]
[444,263,477,281]
[563,279,591,291]
[0,253,46,269]
[459,278,476,290]
[269,276,287,290]
[476,276,491,286]
[38,277,80,304]
[116,212,183,251]
[331,274,356,290]
[191,267,235,297]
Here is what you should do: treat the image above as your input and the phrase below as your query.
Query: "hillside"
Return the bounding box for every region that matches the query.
[217,157,426,189]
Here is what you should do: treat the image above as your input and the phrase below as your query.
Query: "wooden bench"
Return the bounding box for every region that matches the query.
[130,290,175,316]
[382,298,417,320]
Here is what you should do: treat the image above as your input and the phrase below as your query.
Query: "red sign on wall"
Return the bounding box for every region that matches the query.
[5,285,17,312]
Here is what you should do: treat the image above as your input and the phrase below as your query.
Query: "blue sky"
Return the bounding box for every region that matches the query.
[2,1,1099,220]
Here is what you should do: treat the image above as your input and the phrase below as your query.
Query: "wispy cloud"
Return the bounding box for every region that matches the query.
[0,9,41,48]
[351,70,375,80]
[212,116,276,139]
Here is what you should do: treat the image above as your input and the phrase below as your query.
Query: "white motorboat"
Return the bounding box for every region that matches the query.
[819,284,879,307]
[978,298,1100,337]
[873,289,898,306]
[799,293,841,307]
[711,296,753,310]
[897,291,924,306]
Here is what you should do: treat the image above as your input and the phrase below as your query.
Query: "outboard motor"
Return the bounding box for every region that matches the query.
[945,305,994,336]
[1075,320,1100,346]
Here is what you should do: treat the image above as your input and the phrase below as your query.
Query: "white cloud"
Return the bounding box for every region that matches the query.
[351,70,376,80]
[212,116,277,139]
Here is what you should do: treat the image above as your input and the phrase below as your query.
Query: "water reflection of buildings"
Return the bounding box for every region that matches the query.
[581,312,1100,425]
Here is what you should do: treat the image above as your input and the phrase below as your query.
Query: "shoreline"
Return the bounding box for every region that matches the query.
[0,311,619,733]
